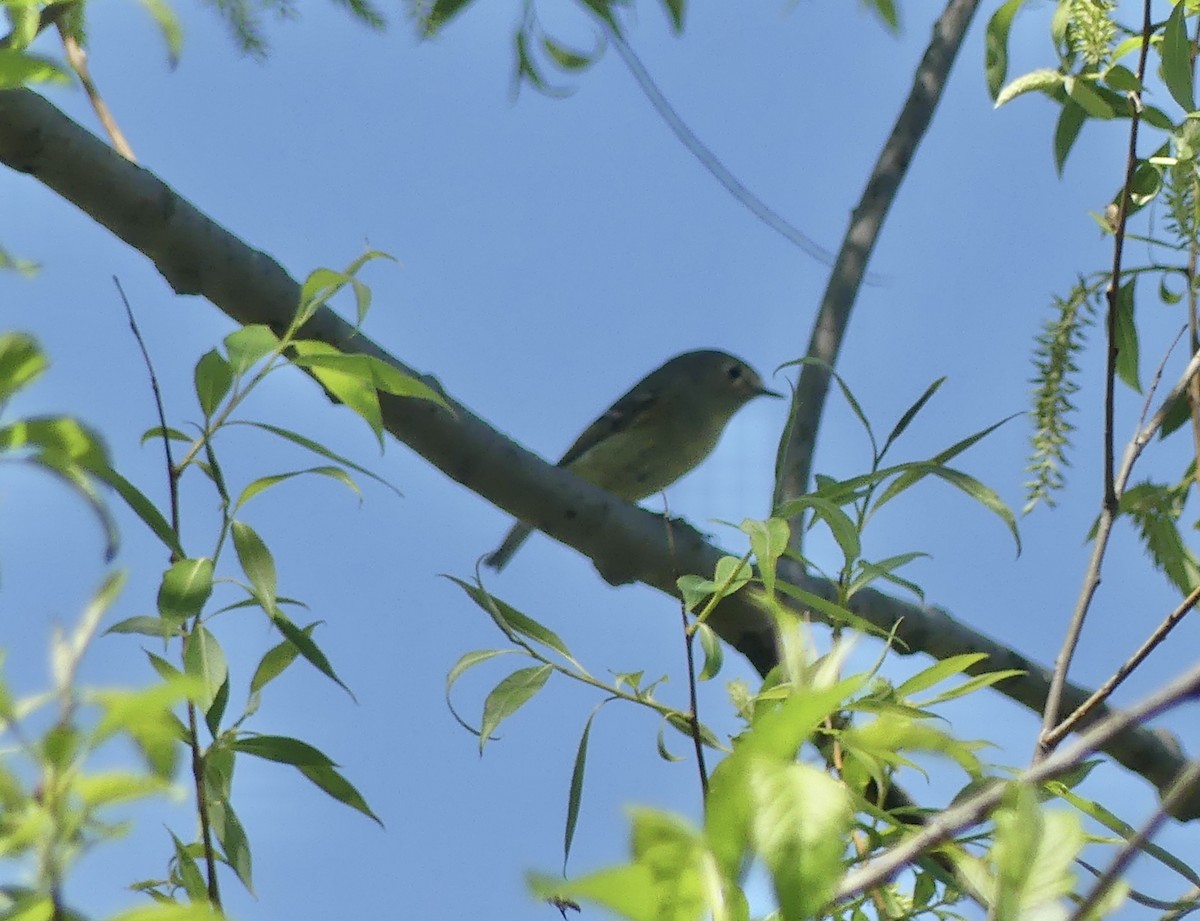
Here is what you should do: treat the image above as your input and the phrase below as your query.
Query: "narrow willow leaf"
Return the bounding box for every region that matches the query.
[271,612,354,699]
[184,626,227,714]
[695,622,723,681]
[480,665,553,753]
[0,332,47,400]
[1114,280,1141,392]
[984,0,1030,99]
[894,653,990,698]
[194,348,232,417]
[234,734,337,766]
[90,462,184,557]
[915,669,1026,707]
[1161,1,1195,112]
[881,377,945,458]
[564,705,604,874]
[448,576,582,668]
[1050,784,1200,886]
[232,420,400,495]
[298,764,382,825]
[1054,101,1085,175]
[232,520,277,605]
[233,466,360,512]
[249,622,318,694]
[205,675,229,736]
[215,798,254,893]
[134,0,184,67]
[444,648,522,736]
[108,616,183,638]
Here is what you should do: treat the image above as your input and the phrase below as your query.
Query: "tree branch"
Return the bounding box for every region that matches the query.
[1,84,1196,820]
[774,0,979,516]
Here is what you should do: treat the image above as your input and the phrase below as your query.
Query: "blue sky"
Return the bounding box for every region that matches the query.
[3,1,1198,918]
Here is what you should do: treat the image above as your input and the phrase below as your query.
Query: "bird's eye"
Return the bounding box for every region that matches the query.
[726,364,743,381]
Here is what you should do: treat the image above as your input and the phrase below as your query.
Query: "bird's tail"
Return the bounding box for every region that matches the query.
[484,522,533,571]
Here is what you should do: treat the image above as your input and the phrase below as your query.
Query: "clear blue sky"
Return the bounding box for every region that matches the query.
[2,1,1197,918]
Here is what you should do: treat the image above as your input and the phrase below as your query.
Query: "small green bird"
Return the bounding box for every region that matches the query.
[485,349,782,570]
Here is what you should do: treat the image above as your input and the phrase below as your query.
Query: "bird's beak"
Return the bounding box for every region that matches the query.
[757,385,785,399]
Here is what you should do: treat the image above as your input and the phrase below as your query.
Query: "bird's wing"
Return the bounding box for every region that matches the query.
[556,383,660,468]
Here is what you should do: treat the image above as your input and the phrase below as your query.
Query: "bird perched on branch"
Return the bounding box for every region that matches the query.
[485,349,782,570]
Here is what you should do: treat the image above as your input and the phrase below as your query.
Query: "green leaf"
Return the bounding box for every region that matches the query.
[297,763,382,825]
[1113,280,1141,392]
[223,324,280,376]
[205,675,230,736]
[529,865,658,921]
[1103,64,1140,94]
[542,35,597,71]
[232,520,277,605]
[984,0,1029,100]
[1049,783,1200,886]
[134,0,185,67]
[894,653,989,698]
[290,343,383,446]
[479,665,553,753]
[90,462,185,558]
[233,466,360,512]
[448,577,581,667]
[234,734,337,766]
[271,612,354,698]
[106,615,184,638]
[1053,102,1086,175]
[444,647,522,735]
[881,377,945,459]
[76,770,170,809]
[677,556,752,615]
[194,348,233,417]
[231,420,400,496]
[741,517,789,597]
[1064,76,1115,119]
[780,496,860,567]
[363,355,453,411]
[564,705,603,874]
[695,622,723,681]
[184,625,228,715]
[213,797,253,893]
[249,622,318,694]
[0,49,71,89]
[774,581,889,638]
[749,759,852,919]
[0,332,47,401]
[659,0,685,32]
[1161,0,1196,112]
[157,558,214,622]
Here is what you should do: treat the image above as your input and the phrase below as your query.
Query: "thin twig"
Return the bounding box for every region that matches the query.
[604,26,842,272]
[836,660,1200,902]
[661,493,709,800]
[1066,760,1200,921]
[113,277,178,537]
[1046,583,1200,746]
[55,23,136,161]
[1036,0,1154,760]
[115,278,219,908]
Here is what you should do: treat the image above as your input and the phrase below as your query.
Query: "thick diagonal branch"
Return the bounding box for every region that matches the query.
[0,86,1196,820]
